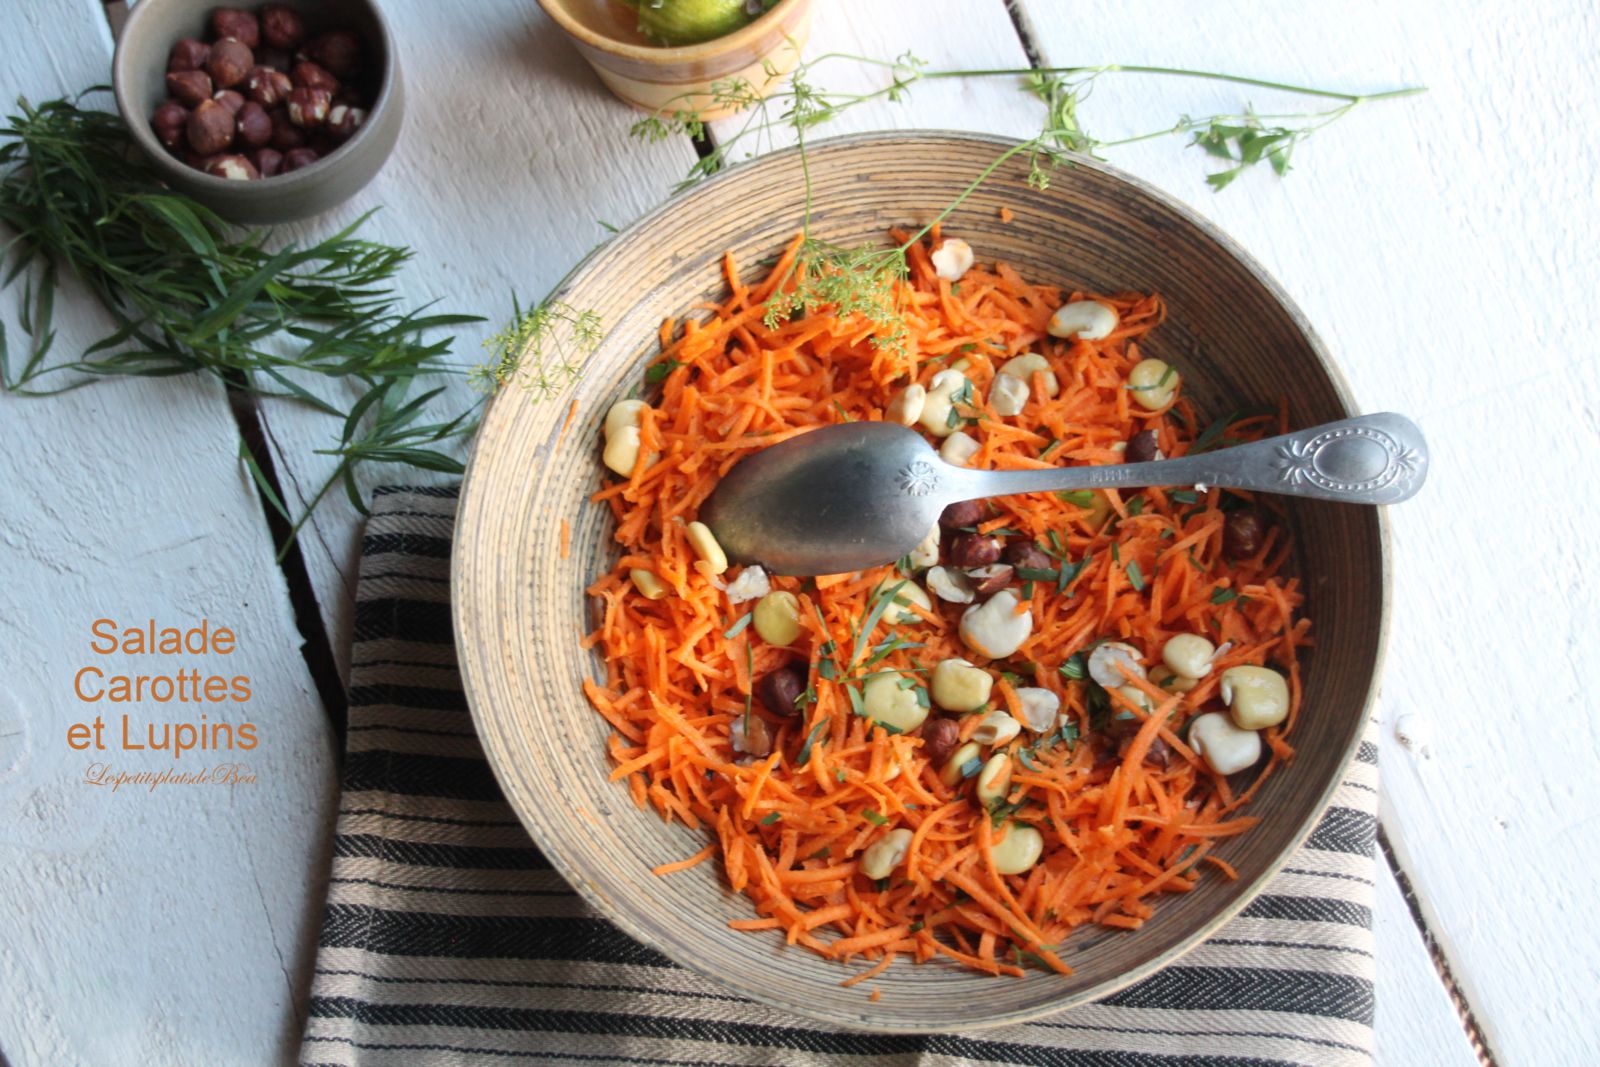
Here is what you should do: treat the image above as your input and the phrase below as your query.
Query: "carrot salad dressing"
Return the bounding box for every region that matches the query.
[582,231,1309,980]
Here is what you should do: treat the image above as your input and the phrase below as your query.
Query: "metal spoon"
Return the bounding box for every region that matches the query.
[699,413,1427,576]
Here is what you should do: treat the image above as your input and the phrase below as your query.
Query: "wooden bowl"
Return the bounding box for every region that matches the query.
[536,0,811,118]
[454,132,1388,1032]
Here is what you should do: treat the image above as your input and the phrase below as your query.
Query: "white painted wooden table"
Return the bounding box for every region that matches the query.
[2,0,1594,1063]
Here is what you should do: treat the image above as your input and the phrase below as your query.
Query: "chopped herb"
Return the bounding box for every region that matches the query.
[645,357,682,384]
[1017,566,1059,582]
[1038,437,1061,459]
[1058,719,1081,748]
[1058,489,1096,508]
[796,719,828,766]
[808,846,831,860]
[1059,653,1086,681]
[1001,670,1025,686]
[742,642,754,730]
[846,684,865,717]
[1059,552,1091,595]
[1111,542,1121,564]
[760,812,782,825]
[1210,586,1245,605]
[1017,748,1040,771]
[960,756,982,779]
[988,800,1022,826]
[873,721,905,736]
[1170,489,1199,504]
[1126,495,1145,516]
[1020,581,1035,598]
[950,282,960,295]
[863,809,889,826]
[1159,527,1175,539]
[835,767,847,782]
[875,877,891,891]
[908,921,925,933]
[913,685,930,708]
[1126,560,1145,591]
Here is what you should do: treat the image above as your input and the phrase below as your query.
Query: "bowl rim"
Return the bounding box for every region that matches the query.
[535,0,808,62]
[110,0,400,193]
[453,129,1392,1032]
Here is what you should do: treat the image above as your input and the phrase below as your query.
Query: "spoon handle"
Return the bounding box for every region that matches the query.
[956,413,1429,505]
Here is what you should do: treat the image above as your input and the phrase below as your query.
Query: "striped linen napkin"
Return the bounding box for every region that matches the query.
[300,487,1379,1067]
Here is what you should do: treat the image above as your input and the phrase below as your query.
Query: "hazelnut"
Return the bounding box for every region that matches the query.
[303,30,361,78]
[151,101,190,150]
[1126,429,1163,464]
[183,151,221,170]
[167,38,211,73]
[246,66,292,107]
[283,146,321,171]
[209,8,260,49]
[286,87,331,129]
[234,101,272,148]
[212,89,246,115]
[948,532,1002,568]
[207,38,254,89]
[731,714,772,758]
[967,564,1014,596]
[254,45,293,73]
[324,104,365,142]
[186,98,236,155]
[1144,735,1172,769]
[1222,510,1265,560]
[164,70,213,107]
[259,5,307,50]
[269,107,306,149]
[920,717,960,767]
[252,147,284,178]
[205,154,259,180]
[756,665,806,717]
[1003,540,1053,572]
[939,499,984,530]
[290,60,339,93]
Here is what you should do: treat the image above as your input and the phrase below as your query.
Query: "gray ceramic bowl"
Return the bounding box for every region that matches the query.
[111,0,403,223]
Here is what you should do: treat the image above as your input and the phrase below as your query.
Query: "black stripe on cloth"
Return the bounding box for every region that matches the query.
[307,1002,1291,1065]
[1102,966,1372,1024]
[347,683,471,713]
[346,724,479,740]
[338,807,523,829]
[353,597,454,644]
[353,569,452,586]
[333,835,548,871]
[1355,740,1378,764]
[342,750,507,800]
[1280,866,1374,886]
[313,971,745,1002]
[362,532,453,560]
[1241,894,1372,928]
[1036,1020,1367,1055]
[329,876,573,898]
[304,1038,758,1066]
[1302,806,1376,856]
[319,909,672,966]
[374,485,460,499]
[1205,937,1374,958]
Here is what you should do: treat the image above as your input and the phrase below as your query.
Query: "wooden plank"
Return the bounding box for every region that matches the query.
[0,1,337,1063]
[1016,0,1600,1062]
[253,0,702,676]
[1374,855,1479,1066]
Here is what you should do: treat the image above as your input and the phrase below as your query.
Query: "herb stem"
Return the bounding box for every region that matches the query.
[924,64,1425,105]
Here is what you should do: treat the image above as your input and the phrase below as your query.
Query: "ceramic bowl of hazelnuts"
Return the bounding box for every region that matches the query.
[112,0,402,223]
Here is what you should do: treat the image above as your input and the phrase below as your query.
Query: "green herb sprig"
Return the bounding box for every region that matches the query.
[0,94,595,550]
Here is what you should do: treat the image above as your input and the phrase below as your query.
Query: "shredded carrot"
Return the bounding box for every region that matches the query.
[652,842,717,876]
[582,233,1310,980]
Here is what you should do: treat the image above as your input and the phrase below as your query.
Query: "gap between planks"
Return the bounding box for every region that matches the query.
[1378,828,1498,1066]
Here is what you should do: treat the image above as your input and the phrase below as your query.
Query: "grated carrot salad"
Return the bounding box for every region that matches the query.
[582,231,1310,981]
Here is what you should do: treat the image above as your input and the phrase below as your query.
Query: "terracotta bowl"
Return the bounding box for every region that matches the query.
[453,132,1388,1032]
[111,0,402,223]
[537,0,812,118]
